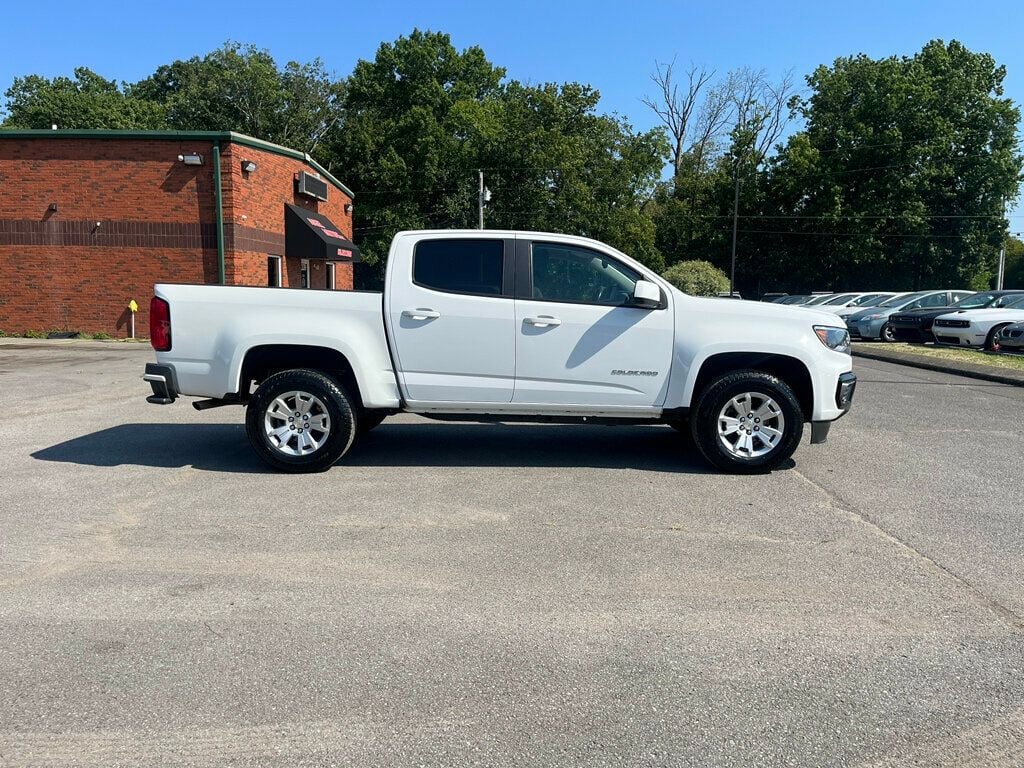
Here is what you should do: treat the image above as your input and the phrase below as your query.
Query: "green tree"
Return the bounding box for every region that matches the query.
[661,260,729,295]
[130,43,344,152]
[328,30,667,286]
[765,40,1021,293]
[1004,235,1024,288]
[2,67,165,129]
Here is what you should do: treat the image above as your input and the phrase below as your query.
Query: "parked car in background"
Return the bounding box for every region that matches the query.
[932,294,1024,350]
[846,290,965,341]
[760,293,788,302]
[997,321,1024,351]
[817,292,898,315]
[716,292,744,299]
[891,290,1024,343]
[775,295,810,305]
[832,293,904,319]
[800,294,836,306]
[812,293,862,310]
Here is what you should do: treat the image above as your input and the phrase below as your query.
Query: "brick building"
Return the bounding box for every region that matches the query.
[0,130,358,337]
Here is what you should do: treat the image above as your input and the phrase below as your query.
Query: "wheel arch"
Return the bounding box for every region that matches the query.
[689,352,814,420]
[237,344,363,409]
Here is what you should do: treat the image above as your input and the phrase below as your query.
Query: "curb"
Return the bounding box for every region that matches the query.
[0,337,150,348]
[853,346,1024,387]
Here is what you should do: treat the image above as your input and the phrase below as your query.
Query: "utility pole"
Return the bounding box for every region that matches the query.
[478,170,484,229]
[729,169,740,296]
[477,170,491,230]
[996,199,1007,290]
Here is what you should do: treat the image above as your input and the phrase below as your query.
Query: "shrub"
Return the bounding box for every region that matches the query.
[24,329,46,339]
[92,331,111,340]
[661,260,730,296]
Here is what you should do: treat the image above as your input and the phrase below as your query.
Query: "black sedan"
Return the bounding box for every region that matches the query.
[890,290,1024,343]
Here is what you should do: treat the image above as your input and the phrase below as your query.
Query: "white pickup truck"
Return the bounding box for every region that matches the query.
[143,230,856,473]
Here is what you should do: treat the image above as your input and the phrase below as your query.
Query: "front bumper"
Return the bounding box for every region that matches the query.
[848,318,885,340]
[999,329,1024,349]
[810,371,856,444]
[932,330,978,347]
[891,325,932,343]
[143,363,179,404]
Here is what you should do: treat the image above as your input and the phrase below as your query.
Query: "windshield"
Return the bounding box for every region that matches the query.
[954,292,998,310]
[852,293,889,306]
[823,293,859,306]
[877,292,922,308]
[803,295,834,305]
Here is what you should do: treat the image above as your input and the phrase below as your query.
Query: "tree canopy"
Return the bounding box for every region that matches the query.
[328,31,668,284]
[2,35,1020,293]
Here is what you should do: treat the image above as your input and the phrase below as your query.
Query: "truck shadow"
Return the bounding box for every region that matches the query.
[29,422,761,474]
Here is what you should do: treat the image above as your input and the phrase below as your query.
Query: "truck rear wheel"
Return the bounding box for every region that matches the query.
[245,369,356,473]
[690,370,803,473]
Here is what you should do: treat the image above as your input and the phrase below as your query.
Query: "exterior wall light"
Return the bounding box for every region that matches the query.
[178,153,203,166]
[241,160,258,173]
[344,203,353,214]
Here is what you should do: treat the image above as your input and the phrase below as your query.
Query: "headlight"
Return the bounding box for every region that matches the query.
[814,326,851,354]
[862,313,883,321]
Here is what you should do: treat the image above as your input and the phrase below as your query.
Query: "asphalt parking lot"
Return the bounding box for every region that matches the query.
[1,340,1022,767]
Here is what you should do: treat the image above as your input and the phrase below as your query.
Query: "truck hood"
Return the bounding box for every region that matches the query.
[681,292,844,328]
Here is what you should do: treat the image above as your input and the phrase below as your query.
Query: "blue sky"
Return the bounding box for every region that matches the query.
[3,0,1022,216]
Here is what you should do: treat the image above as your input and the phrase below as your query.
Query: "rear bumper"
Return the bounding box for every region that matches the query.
[143,363,179,404]
[810,371,856,444]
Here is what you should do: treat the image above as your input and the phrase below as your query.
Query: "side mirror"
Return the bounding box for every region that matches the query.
[632,280,661,309]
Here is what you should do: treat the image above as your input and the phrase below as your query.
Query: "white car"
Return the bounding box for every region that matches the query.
[819,292,901,316]
[932,295,1024,350]
[143,229,856,474]
[832,293,906,319]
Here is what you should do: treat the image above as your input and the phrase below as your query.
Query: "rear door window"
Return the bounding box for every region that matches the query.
[918,292,952,308]
[413,239,505,296]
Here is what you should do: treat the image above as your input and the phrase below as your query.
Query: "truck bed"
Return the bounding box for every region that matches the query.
[153,284,398,405]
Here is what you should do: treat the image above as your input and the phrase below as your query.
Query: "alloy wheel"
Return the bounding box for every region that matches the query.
[717,392,786,459]
[263,390,331,456]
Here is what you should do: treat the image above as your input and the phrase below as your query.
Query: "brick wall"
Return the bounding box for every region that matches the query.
[0,136,354,336]
[220,142,353,290]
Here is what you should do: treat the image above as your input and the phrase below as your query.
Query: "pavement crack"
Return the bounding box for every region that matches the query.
[792,468,1024,632]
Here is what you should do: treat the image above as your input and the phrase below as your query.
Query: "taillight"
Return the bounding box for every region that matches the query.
[150,296,172,351]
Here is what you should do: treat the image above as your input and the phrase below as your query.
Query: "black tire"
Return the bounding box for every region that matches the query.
[690,370,804,474]
[880,323,895,342]
[245,369,356,473]
[985,324,1010,352]
[357,410,387,435]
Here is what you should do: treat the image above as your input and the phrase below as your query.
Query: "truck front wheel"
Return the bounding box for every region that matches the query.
[245,369,357,473]
[690,370,803,473]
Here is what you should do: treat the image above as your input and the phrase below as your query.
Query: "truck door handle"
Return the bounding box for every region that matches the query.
[402,308,441,320]
[524,315,561,327]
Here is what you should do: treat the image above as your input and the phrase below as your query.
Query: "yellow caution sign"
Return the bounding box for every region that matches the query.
[128,300,139,313]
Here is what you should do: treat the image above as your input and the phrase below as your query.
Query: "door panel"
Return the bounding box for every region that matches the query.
[512,240,674,407]
[387,238,515,403]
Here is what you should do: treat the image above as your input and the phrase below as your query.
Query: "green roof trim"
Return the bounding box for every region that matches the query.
[0,128,354,199]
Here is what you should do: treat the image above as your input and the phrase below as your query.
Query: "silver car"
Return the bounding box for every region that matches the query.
[996,321,1024,351]
[845,290,967,342]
